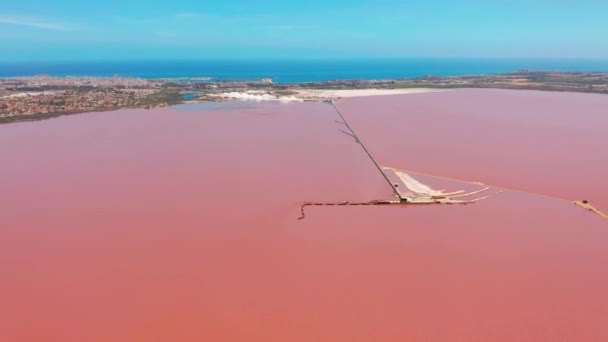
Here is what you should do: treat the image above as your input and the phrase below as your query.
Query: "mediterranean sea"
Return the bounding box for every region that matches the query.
[1,58,608,83]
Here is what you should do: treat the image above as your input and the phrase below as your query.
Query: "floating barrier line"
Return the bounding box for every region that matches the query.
[402,169,571,202]
[402,170,607,221]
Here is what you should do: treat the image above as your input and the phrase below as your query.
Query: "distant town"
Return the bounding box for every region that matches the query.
[2,71,608,123]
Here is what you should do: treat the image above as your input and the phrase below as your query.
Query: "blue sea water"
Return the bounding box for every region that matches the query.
[1,59,608,83]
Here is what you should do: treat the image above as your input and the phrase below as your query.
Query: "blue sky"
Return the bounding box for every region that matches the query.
[1,0,607,61]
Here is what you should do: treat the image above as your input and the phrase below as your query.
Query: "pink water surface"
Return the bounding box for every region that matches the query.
[1,97,607,341]
[339,89,608,209]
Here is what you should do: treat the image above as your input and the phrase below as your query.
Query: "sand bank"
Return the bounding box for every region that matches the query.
[211,91,303,102]
[295,88,445,100]
[210,88,444,103]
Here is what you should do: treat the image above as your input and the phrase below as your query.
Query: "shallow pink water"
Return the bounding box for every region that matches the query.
[1,97,607,341]
[339,89,608,209]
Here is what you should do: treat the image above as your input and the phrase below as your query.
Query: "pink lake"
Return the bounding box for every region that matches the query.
[339,89,608,209]
[0,93,607,341]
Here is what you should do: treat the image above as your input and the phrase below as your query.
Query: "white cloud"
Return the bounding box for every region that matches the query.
[0,14,72,31]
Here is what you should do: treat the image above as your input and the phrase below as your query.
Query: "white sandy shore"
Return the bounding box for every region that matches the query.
[211,88,446,103]
[294,88,446,99]
[211,91,303,102]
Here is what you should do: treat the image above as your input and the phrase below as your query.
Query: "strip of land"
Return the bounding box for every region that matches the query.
[1,71,607,123]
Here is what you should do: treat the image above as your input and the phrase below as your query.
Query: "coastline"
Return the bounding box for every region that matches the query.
[2,71,608,124]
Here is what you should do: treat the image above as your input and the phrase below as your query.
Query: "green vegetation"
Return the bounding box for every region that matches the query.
[143,89,184,106]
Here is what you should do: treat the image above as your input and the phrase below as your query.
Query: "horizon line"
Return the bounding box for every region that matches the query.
[2,56,608,63]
